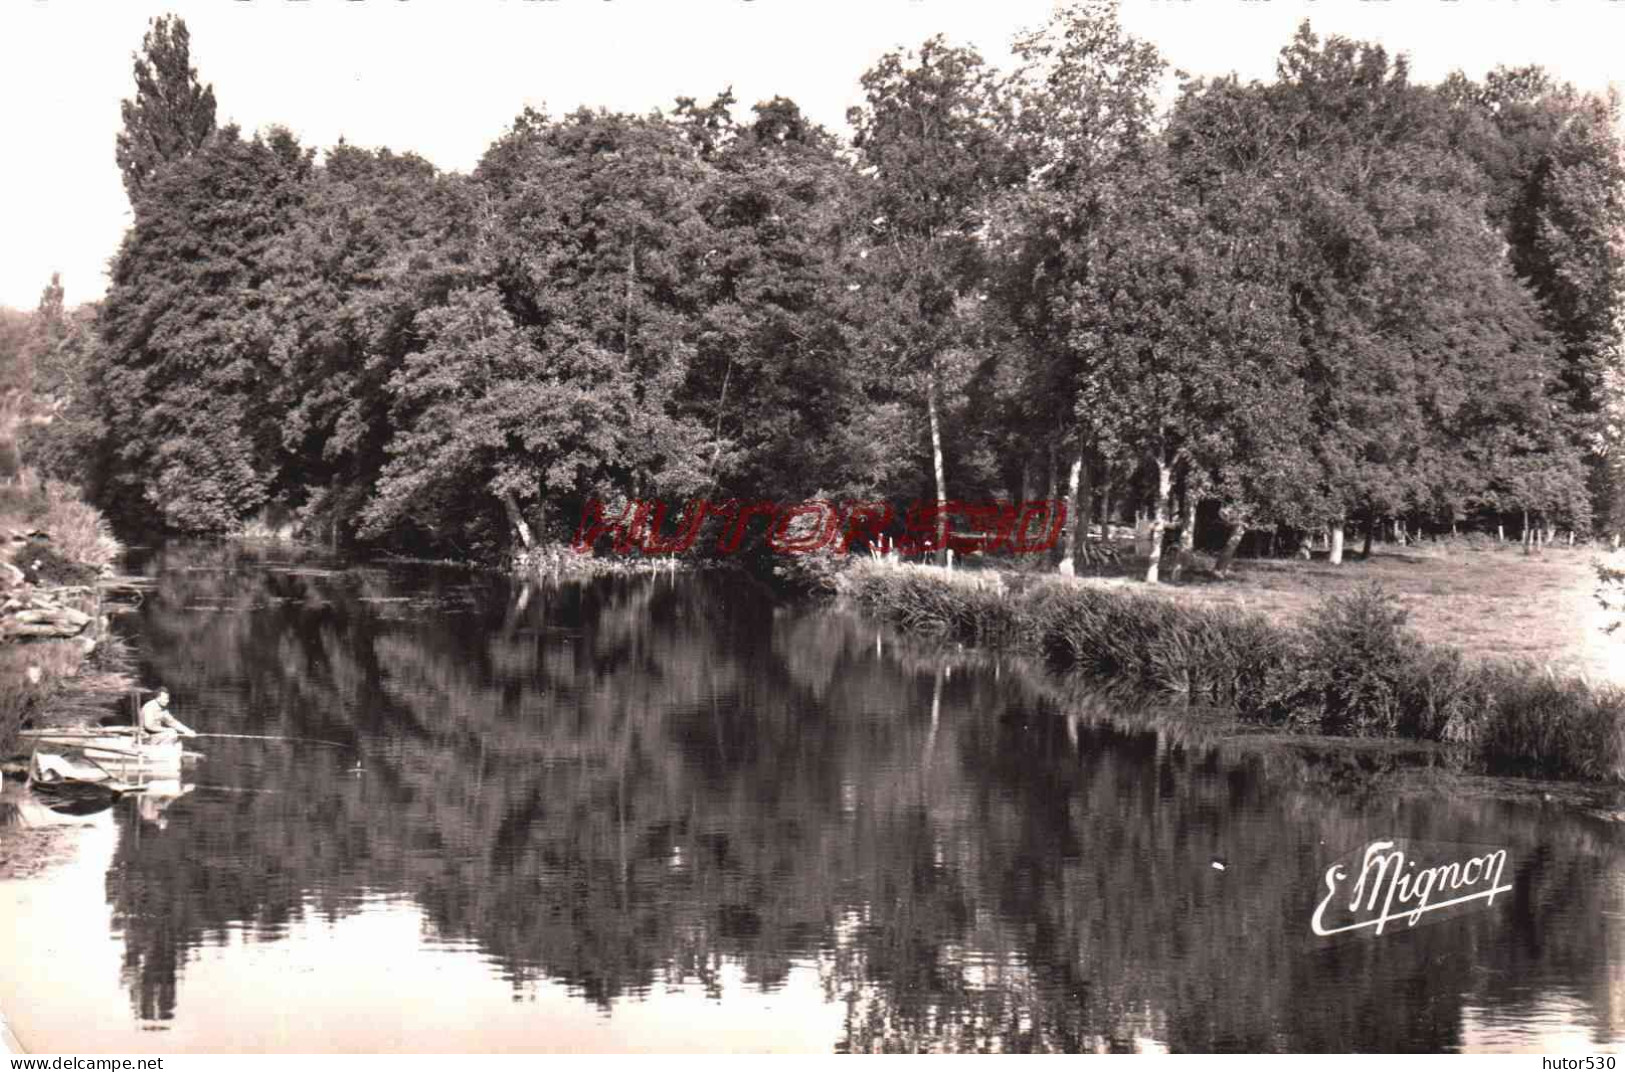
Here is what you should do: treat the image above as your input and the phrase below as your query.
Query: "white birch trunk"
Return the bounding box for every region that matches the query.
[1144,457,1172,584]
[502,491,534,551]
[927,360,947,568]
[1058,451,1083,576]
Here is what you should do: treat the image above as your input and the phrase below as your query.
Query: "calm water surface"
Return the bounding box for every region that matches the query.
[2,544,1623,1053]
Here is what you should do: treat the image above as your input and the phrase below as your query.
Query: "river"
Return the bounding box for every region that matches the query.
[1,543,1622,1053]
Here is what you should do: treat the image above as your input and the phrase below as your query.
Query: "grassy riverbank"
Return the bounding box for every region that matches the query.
[837,555,1625,782]
[1146,541,1623,686]
[0,476,132,757]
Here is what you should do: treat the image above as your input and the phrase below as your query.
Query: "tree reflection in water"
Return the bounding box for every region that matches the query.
[97,544,1625,1051]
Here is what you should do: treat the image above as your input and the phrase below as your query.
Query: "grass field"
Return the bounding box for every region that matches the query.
[1092,543,1623,687]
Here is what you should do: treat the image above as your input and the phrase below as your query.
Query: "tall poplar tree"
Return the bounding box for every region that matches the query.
[116,15,217,205]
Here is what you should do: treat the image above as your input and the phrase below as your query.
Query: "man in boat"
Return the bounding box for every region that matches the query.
[140,687,196,741]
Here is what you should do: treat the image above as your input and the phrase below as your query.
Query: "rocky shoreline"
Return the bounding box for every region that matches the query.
[1,586,96,644]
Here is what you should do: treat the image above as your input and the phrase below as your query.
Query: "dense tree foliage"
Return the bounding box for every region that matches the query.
[1165,28,1598,564]
[97,126,316,532]
[11,5,1622,578]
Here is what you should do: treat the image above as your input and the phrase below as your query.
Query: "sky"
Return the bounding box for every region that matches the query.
[1,0,1622,311]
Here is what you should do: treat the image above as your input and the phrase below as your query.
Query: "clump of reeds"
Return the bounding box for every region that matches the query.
[836,560,1625,782]
[1466,665,1625,781]
[838,562,1027,646]
[839,562,1296,707]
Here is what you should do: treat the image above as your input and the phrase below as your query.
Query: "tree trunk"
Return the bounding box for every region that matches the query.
[1329,519,1345,565]
[1100,480,1114,540]
[1144,456,1172,584]
[1497,521,1504,542]
[1078,450,1094,558]
[1522,508,1532,554]
[1179,491,1197,553]
[1044,445,1058,565]
[1059,449,1084,575]
[625,242,637,359]
[502,491,534,551]
[1361,516,1374,559]
[1215,515,1246,576]
[926,359,947,568]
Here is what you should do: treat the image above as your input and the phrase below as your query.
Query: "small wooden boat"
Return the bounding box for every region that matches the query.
[23,750,191,820]
[30,777,125,816]
[26,749,129,816]
[22,692,204,805]
[20,729,202,775]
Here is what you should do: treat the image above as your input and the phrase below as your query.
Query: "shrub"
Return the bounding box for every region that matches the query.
[1289,584,1419,736]
[15,543,100,586]
[35,483,122,573]
[0,476,121,576]
[772,542,850,595]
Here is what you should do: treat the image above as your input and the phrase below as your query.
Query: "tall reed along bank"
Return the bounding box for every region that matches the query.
[836,560,1625,783]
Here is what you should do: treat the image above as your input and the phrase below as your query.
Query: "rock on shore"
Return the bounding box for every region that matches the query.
[0,592,92,641]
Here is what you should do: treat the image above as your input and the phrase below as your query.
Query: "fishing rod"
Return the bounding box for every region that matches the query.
[190,734,366,772]
[188,733,352,749]
[189,735,366,771]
